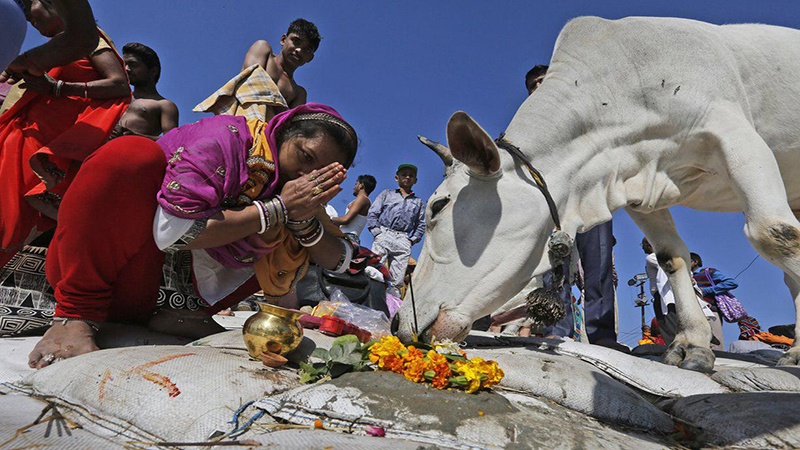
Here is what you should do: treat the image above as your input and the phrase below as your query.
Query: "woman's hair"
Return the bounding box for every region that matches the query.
[276,113,359,168]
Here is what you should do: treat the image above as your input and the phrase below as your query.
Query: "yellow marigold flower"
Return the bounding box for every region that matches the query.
[404,355,427,382]
[454,360,484,394]
[477,360,504,387]
[384,354,405,374]
[404,346,424,362]
[426,349,448,366]
[369,336,406,360]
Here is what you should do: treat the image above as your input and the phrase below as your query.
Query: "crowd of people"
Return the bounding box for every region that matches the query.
[0,2,430,368]
[0,1,793,369]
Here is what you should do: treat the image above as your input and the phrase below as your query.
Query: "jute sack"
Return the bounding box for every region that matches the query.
[16,345,301,442]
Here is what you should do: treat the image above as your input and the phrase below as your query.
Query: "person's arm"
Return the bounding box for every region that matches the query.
[160,100,180,134]
[366,191,386,236]
[307,232,351,270]
[1,0,98,83]
[645,253,659,296]
[408,199,426,244]
[331,197,368,226]
[19,48,129,99]
[242,40,273,70]
[703,268,739,296]
[289,85,307,108]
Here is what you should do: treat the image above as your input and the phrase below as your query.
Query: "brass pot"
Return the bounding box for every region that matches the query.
[242,302,304,358]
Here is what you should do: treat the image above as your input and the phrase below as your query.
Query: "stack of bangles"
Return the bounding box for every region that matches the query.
[285,217,324,247]
[254,196,288,234]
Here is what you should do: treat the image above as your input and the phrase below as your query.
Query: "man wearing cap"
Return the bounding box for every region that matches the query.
[367,164,426,289]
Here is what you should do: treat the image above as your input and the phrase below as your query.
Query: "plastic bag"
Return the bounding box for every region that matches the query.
[313,289,391,339]
[384,286,403,319]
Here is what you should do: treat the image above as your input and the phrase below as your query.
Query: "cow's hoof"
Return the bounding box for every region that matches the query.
[663,343,715,373]
[777,348,800,366]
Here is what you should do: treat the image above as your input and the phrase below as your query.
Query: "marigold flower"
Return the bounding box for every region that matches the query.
[404,354,427,382]
[383,354,405,374]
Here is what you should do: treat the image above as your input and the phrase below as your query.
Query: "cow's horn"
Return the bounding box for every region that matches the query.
[417,135,454,166]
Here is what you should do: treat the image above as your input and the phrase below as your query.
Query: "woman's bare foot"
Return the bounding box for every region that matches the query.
[28,320,99,369]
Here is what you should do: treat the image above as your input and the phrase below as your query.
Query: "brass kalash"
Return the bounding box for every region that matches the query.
[242,302,304,359]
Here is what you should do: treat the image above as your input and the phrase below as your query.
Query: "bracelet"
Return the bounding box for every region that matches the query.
[53,79,64,98]
[273,195,288,225]
[51,317,100,332]
[297,221,325,247]
[255,201,267,234]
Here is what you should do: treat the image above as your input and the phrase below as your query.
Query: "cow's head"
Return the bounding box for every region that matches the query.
[396,111,558,343]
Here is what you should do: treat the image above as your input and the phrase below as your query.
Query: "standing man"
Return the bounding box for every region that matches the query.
[241,18,321,109]
[109,43,178,140]
[367,165,425,289]
[332,174,376,245]
[525,65,622,350]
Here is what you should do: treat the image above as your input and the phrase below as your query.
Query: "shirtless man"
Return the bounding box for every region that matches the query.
[241,18,321,109]
[332,174,376,245]
[109,42,178,140]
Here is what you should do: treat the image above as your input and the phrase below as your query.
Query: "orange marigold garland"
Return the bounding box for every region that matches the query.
[366,336,504,393]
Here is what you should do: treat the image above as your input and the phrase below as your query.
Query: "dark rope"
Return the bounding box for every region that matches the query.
[408,273,420,339]
[495,133,562,230]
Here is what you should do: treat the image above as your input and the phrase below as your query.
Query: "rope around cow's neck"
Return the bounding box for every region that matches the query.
[494,133,571,327]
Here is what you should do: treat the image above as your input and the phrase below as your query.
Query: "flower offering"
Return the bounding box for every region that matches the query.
[367,336,504,393]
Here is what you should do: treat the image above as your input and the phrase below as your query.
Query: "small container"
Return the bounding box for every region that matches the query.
[319,315,346,336]
[299,314,324,329]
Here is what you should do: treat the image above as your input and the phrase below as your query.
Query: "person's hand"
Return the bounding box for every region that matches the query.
[0,52,46,84]
[19,73,58,95]
[280,162,347,221]
[107,123,132,141]
[28,320,99,369]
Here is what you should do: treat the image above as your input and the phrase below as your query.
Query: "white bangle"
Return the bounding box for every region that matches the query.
[255,201,267,234]
[299,223,325,247]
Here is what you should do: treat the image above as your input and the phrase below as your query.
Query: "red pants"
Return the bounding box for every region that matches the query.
[47,136,259,323]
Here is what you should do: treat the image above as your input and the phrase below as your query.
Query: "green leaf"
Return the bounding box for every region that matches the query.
[328,344,345,361]
[299,371,317,384]
[329,362,353,378]
[332,334,360,346]
[311,348,330,361]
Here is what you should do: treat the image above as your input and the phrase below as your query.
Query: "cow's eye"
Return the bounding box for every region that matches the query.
[430,196,450,219]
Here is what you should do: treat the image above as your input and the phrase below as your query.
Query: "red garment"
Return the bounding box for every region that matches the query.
[0,30,130,266]
[48,137,259,322]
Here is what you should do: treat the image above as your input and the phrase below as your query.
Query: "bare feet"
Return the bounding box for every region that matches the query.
[28,321,99,369]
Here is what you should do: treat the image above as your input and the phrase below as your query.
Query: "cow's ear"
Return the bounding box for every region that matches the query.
[446,111,501,175]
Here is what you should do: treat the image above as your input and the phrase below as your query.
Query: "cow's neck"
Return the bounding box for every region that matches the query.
[505,84,635,240]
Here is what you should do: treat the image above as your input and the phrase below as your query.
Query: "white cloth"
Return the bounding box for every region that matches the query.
[645,253,715,318]
[152,205,252,305]
[339,207,368,238]
[324,204,338,218]
[0,0,26,73]
[153,206,195,250]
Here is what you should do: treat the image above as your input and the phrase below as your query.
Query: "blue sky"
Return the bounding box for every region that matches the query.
[21,1,800,347]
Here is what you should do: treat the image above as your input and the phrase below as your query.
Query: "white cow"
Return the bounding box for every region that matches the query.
[396,16,800,372]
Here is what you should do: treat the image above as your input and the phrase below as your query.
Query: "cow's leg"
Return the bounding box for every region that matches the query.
[625,207,715,372]
[706,112,800,366]
[779,271,800,365]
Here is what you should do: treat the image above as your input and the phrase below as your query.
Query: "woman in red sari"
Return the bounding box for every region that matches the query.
[0,0,130,267]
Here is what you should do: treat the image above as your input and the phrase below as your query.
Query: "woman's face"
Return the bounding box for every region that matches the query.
[27,0,64,37]
[277,133,347,185]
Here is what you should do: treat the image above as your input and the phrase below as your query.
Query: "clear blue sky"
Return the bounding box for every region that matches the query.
[21,1,800,347]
